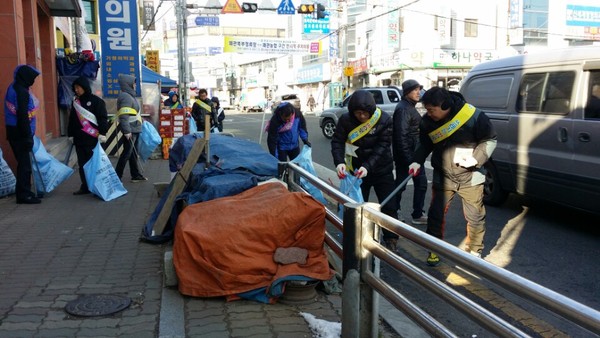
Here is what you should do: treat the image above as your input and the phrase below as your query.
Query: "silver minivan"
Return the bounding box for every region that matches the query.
[460,47,600,214]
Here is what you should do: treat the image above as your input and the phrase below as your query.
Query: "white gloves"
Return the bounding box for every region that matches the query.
[355,166,368,179]
[408,162,421,177]
[336,164,347,179]
[98,135,107,143]
[458,156,478,168]
[124,133,132,140]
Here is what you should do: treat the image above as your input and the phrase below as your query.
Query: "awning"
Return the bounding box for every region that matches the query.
[377,71,401,80]
[142,65,177,87]
[44,0,81,17]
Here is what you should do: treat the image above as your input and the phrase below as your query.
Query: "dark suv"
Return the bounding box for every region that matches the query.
[319,86,403,138]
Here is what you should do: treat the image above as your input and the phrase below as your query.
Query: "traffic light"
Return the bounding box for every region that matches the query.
[297,4,315,14]
[315,3,327,19]
[241,2,258,12]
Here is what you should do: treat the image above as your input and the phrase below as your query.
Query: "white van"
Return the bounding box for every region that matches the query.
[460,46,600,214]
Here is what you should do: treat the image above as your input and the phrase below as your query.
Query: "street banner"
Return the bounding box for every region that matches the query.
[223,36,321,55]
[99,0,141,97]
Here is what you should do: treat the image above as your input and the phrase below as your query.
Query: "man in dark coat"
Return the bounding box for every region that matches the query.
[331,89,399,248]
[410,87,497,266]
[67,76,109,195]
[4,64,41,204]
[393,79,428,225]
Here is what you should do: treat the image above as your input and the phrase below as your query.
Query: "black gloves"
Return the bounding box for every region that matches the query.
[303,139,311,147]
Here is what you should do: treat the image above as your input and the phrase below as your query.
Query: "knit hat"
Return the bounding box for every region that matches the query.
[402,79,422,96]
[347,90,376,115]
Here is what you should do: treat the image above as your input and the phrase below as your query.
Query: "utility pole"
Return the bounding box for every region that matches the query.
[176,0,188,106]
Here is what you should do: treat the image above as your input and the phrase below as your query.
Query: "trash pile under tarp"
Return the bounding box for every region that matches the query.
[141,134,333,303]
[173,182,333,303]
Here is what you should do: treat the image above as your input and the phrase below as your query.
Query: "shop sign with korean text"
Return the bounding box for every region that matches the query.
[99,0,141,97]
[223,36,321,55]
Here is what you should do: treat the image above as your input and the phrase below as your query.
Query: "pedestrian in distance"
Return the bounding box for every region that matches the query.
[393,79,428,225]
[163,90,183,109]
[211,96,225,132]
[67,76,109,195]
[267,102,310,161]
[4,64,42,204]
[409,86,497,266]
[331,89,399,249]
[115,74,147,183]
[191,88,216,131]
[307,94,316,112]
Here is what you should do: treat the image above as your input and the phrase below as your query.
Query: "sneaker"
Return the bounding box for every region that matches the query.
[470,251,482,258]
[131,176,148,182]
[384,238,398,252]
[426,252,441,266]
[16,196,41,204]
[412,215,428,225]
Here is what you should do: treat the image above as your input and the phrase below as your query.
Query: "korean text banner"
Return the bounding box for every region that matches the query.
[99,0,141,98]
[223,36,321,55]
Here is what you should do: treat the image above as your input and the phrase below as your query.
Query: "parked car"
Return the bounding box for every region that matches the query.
[460,46,600,214]
[319,86,402,138]
[271,93,301,113]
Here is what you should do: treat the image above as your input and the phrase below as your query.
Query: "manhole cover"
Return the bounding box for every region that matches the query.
[65,294,131,317]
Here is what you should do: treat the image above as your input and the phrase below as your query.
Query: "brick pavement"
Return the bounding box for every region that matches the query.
[0,155,345,337]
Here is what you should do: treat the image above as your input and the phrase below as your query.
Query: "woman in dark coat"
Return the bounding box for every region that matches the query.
[67,76,109,195]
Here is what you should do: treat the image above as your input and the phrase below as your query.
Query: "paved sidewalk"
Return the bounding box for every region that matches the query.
[0,157,345,337]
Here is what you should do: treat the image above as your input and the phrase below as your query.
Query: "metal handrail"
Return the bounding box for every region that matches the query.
[283,161,600,336]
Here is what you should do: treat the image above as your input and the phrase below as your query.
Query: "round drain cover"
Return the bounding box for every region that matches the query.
[65,294,131,317]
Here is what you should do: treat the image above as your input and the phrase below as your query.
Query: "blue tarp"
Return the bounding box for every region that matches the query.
[141,134,278,243]
[142,65,177,87]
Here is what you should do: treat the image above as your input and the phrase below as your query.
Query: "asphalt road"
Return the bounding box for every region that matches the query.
[222,110,600,336]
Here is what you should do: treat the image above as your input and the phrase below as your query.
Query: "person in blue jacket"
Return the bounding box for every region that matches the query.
[4,64,41,204]
[163,91,183,109]
[266,102,310,161]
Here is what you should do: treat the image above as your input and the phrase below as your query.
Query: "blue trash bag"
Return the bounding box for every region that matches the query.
[337,174,364,219]
[188,116,198,134]
[84,142,127,201]
[0,146,16,197]
[290,145,327,205]
[31,136,74,194]
[138,121,161,162]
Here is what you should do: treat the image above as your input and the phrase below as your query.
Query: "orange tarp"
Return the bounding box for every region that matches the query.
[173,182,333,298]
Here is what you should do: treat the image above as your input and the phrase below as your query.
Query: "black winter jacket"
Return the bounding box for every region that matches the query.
[67,76,109,147]
[392,97,421,165]
[413,92,497,188]
[331,110,394,177]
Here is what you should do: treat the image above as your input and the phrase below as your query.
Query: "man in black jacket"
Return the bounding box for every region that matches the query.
[409,87,496,266]
[331,90,399,249]
[393,79,428,225]
[4,64,41,204]
[67,76,109,195]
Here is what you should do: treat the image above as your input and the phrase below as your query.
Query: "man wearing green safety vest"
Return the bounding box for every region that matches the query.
[115,74,147,182]
[409,87,497,266]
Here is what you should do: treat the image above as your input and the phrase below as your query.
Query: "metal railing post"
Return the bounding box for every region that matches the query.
[342,203,362,278]
[341,269,360,338]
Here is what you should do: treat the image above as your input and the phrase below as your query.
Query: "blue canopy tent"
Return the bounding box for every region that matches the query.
[142,65,177,92]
